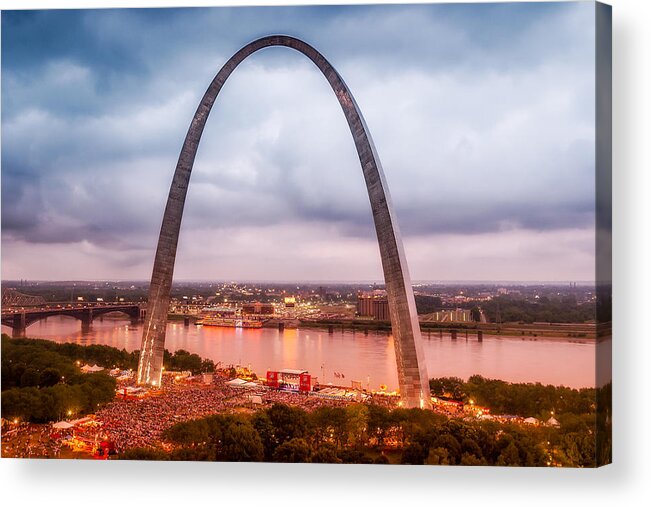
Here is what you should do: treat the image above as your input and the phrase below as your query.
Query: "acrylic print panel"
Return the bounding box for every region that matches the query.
[0,1,611,467]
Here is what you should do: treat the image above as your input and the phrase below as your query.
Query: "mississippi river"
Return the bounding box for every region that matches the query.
[3,316,597,390]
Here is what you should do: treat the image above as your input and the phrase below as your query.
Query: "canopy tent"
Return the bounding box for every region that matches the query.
[227,378,260,389]
[52,421,74,429]
[248,395,263,405]
[81,364,105,373]
[69,417,100,427]
[547,417,560,427]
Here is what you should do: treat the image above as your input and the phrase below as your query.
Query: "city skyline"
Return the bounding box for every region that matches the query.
[2,3,597,282]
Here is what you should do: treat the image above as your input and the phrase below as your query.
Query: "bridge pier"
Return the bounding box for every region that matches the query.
[12,313,26,338]
[478,330,483,342]
[81,309,93,334]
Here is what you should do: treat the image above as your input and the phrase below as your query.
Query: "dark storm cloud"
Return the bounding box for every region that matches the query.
[1,3,597,280]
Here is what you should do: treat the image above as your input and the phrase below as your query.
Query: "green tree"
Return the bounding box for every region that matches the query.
[252,411,276,460]
[20,368,40,387]
[345,404,369,448]
[429,377,465,399]
[308,406,347,448]
[497,442,521,466]
[373,454,390,465]
[426,447,450,465]
[39,368,62,388]
[311,442,341,464]
[337,449,373,464]
[366,405,393,446]
[461,438,483,459]
[266,403,308,446]
[200,358,216,373]
[460,453,487,466]
[163,419,212,448]
[401,442,428,465]
[220,421,264,462]
[272,437,312,463]
[432,434,462,464]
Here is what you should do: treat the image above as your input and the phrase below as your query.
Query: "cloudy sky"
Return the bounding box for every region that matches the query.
[1,2,597,283]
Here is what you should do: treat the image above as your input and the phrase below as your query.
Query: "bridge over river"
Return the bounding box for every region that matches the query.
[1,303,145,337]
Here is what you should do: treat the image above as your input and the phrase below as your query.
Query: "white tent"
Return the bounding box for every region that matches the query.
[524,417,539,425]
[547,417,560,427]
[80,364,104,373]
[52,421,74,429]
[227,378,260,389]
[70,417,97,426]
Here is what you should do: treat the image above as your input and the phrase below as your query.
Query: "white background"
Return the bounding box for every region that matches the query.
[0,0,649,505]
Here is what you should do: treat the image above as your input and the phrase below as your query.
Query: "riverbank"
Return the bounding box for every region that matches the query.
[169,313,598,342]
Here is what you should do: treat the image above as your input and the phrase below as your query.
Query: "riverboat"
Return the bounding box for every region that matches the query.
[196,317,263,329]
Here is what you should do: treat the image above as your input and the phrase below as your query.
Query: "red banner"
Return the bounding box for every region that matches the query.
[299,373,311,392]
[266,371,279,388]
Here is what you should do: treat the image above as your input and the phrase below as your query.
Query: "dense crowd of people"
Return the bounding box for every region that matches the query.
[1,422,63,459]
[97,378,237,450]
[95,376,403,451]
[3,373,475,458]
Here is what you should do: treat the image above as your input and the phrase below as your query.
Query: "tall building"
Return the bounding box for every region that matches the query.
[357,290,390,320]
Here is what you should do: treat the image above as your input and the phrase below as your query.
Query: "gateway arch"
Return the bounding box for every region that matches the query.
[137,35,432,409]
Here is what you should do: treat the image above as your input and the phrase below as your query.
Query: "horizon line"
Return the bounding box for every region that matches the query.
[1,278,596,286]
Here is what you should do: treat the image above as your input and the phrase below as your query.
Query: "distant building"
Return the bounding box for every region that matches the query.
[357,290,390,321]
[242,302,275,315]
[200,306,237,318]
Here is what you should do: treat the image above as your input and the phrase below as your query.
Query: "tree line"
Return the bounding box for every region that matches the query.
[1,335,214,422]
[2,335,117,422]
[481,295,595,324]
[429,375,596,419]
[120,402,598,467]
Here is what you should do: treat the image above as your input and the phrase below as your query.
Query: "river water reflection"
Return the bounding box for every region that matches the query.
[3,316,596,389]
